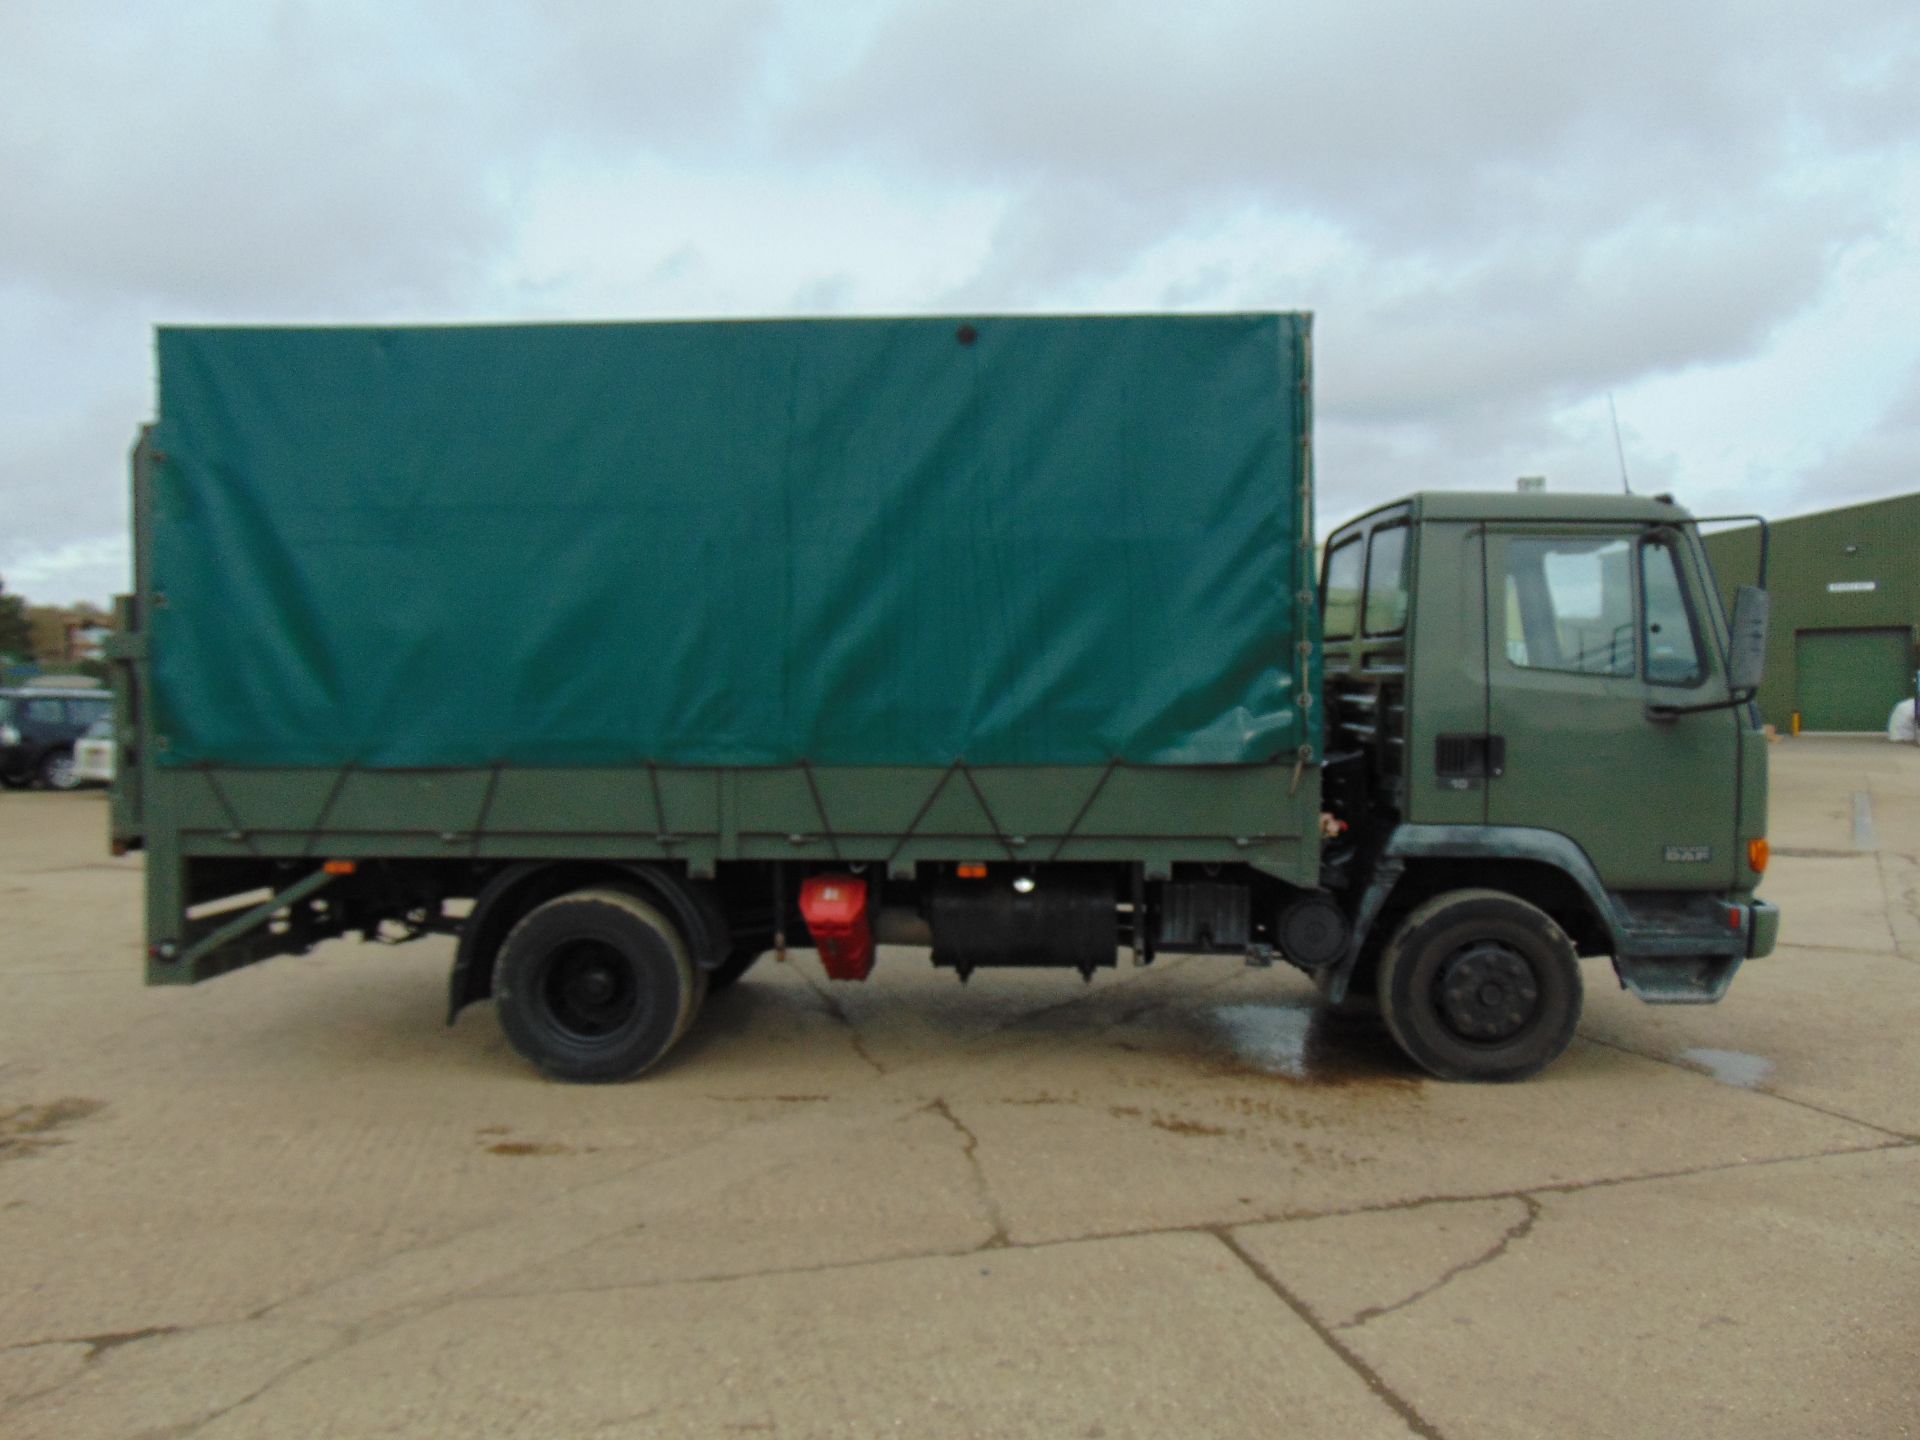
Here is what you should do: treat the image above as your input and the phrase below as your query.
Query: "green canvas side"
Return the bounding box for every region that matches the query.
[149,313,1313,770]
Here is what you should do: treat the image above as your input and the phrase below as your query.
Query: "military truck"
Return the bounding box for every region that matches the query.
[107,313,1776,1084]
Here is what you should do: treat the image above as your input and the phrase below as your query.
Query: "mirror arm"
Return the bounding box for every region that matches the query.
[1647,687,1757,722]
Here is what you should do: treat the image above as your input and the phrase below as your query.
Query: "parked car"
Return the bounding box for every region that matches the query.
[73,716,116,785]
[0,685,114,790]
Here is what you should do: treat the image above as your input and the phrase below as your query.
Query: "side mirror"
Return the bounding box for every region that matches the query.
[1728,586,1769,692]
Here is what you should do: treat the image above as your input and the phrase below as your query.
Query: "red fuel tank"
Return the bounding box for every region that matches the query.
[799,874,874,981]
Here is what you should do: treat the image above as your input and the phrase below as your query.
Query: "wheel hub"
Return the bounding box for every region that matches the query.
[545,941,636,1037]
[572,966,616,1006]
[1436,943,1539,1043]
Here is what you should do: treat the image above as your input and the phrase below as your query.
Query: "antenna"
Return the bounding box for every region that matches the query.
[1607,393,1632,495]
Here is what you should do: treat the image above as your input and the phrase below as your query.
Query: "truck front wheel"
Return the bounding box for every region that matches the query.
[1377,889,1581,1083]
[493,887,704,1082]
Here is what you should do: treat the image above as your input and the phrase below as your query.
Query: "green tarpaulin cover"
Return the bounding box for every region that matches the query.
[149,314,1314,768]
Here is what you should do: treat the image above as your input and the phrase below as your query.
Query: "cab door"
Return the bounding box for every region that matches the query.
[1482,525,1738,890]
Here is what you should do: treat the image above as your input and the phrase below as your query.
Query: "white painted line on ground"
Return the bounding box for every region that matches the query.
[1852,791,1879,851]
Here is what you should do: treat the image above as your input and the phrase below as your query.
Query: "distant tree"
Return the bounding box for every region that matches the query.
[0,576,31,661]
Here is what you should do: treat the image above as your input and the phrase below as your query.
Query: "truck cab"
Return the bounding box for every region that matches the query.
[1315,492,1776,1079]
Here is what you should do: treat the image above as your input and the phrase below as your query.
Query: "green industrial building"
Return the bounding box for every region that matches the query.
[1703,491,1920,732]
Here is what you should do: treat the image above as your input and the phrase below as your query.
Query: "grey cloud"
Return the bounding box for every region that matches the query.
[1319,201,1857,425]
[800,0,1916,451]
[0,5,513,314]
[488,0,783,151]
[1780,363,1920,513]
[798,0,1919,248]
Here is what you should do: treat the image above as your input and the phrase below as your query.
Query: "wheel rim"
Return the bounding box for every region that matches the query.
[540,939,640,1039]
[1432,941,1540,1044]
[45,755,77,790]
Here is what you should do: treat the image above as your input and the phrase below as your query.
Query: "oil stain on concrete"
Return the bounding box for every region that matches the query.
[0,1098,105,1163]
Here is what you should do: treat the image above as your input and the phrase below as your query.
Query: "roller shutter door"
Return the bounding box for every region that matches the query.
[1795,628,1910,731]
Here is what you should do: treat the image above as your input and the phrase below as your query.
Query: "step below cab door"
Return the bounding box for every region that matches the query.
[1480,524,1739,890]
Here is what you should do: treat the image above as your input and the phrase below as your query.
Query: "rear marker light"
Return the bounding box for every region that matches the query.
[957,863,987,879]
[1747,838,1769,873]
[323,860,358,875]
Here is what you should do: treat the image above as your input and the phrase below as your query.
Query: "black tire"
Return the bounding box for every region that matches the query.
[1377,888,1581,1083]
[0,769,28,790]
[39,749,80,792]
[706,943,765,992]
[493,887,703,1083]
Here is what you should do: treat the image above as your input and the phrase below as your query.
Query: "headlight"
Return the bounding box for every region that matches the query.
[0,723,19,746]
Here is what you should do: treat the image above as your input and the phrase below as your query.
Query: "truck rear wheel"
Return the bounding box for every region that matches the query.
[1377,889,1581,1083]
[493,887,703,1082]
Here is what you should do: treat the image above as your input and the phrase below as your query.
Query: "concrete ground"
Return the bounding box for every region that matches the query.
[1,738,1916,1439]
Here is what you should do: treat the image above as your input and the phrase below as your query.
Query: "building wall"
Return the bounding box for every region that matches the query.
[24,604,112,665]
[1702,492,1920,731]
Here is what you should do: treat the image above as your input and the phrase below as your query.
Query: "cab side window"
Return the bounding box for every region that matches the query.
[1322,537,1364,639]
[1363,524,1409,635]
[1503,537,1635,677]
[1641,538,1704,685]
[24,699,67,724]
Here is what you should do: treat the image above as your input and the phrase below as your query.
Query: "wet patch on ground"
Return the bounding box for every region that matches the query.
[1121,1001,1424,1090]
[1680,1048,1775,1090]
[0,1098,105,1163]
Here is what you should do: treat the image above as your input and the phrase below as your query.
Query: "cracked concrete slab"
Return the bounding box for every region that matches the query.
[484,1100,1000,1298]
[198,1235,1420,1440]
[1238,1195,1540,1333]
[1579,943,1920,1137]
[0,1318,345,1440]
[941,1021,1886,1245]
[1772,850,1903,955]
[1235,1145,1920,1440]
[0,1341,91,1410]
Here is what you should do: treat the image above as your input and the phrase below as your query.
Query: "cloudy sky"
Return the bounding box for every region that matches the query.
[3,0,1917,604]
